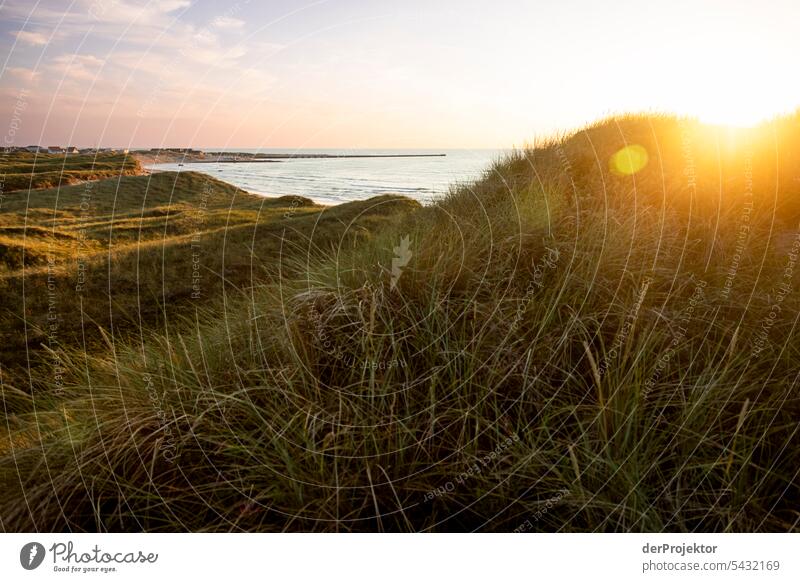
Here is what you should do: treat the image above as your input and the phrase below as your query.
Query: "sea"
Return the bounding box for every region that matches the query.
[145,149,507,205]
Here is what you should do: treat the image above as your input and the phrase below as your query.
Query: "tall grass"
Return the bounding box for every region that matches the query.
[1,114,799,532]
[0,152,141,192]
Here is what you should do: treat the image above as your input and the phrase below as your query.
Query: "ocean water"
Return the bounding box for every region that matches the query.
[146,149,506,205]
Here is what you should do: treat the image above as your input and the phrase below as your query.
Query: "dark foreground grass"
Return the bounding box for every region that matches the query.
[1,114,799,532]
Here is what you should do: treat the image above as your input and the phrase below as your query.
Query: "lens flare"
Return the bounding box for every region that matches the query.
[610,144,649,176]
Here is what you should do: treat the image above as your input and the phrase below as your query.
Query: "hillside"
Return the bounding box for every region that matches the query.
[0,170,418,391]
[1,114,799,532]
[0,152,142,192]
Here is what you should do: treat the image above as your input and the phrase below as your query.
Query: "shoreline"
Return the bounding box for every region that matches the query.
[132,151,446,165]
[189,153,448,163]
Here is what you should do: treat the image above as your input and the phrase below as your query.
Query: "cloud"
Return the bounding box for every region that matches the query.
[0,0,270,126]
[5,67,41,82]
[50,54,106,81]
[87,0,191,25]
[13,30,49,45]
[157,0,192,11]
[109,52,170,75]
[189,43,248,66]
[212,16,245,30]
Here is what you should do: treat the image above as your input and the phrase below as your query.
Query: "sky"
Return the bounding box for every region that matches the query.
[1,0,799,148]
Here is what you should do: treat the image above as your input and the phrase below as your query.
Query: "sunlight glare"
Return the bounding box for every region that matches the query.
[610,145,649,176]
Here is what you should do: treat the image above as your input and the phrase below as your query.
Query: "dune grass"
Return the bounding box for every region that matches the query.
[1,114,799,532]
[0,170,418,397]
[0,152,142,192]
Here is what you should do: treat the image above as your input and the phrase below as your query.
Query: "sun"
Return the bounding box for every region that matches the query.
[692,101,774,128]
[677,78,784,128]
[654,31,799,129]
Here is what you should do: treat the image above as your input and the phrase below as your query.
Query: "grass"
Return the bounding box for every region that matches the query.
[0,152,142,192]
[1,113,799,532]
[0,170,418,396]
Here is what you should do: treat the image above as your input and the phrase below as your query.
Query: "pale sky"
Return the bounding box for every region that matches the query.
[1,0,799,148]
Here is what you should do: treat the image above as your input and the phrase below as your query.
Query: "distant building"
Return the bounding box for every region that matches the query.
[25,145,41,152]
[66,146,79,154]
[148,147,202,154]
[48,146,65,153]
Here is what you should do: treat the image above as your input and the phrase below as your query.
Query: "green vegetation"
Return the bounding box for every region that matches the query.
[0,152,141,192]
[2,114,800,532]
[0,170,417,393]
